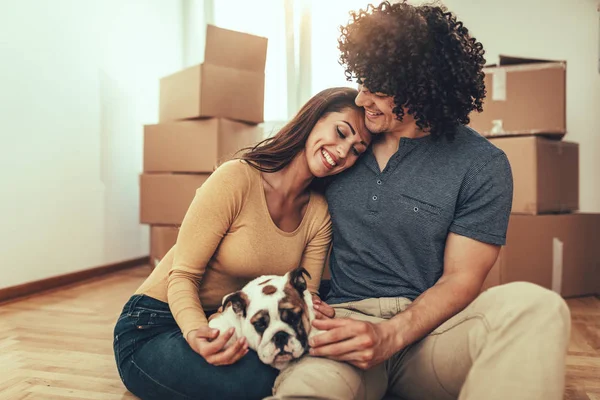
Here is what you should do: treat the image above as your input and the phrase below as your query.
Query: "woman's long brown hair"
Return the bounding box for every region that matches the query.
[238,87,361,173]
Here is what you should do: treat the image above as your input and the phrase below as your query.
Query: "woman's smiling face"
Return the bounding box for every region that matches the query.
[304,108,371,178]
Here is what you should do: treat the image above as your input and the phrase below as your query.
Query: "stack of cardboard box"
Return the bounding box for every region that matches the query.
[471,55,599,297]
[140,25,268,263]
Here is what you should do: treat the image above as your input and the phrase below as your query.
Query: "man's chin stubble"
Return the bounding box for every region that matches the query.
[367,124,387,135]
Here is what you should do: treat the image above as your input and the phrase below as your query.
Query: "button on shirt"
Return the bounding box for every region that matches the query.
[325,126,513,304]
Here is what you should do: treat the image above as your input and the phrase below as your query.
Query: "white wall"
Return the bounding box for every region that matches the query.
[0,0,183,289]
[423,0,600,212]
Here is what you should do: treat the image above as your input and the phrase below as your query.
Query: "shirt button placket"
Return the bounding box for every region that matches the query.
[367,176,382,212]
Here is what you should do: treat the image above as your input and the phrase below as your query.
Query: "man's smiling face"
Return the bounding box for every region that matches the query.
[354,84,412,135]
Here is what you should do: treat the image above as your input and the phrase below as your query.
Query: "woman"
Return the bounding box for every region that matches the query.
[113,87,371,400]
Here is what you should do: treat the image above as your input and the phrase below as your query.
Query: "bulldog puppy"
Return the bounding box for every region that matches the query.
[208,267,322,370]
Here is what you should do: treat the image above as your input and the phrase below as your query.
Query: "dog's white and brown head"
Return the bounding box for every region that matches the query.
[208,267,321,370]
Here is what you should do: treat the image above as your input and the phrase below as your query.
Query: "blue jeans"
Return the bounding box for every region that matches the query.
[113,294,278,400]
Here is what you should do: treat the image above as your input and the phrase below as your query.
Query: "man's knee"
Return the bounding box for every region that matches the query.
[273,356,364,400]
[490,281,571,338]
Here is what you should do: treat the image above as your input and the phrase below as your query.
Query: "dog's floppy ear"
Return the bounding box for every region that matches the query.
[222,291,248,317]
[288,267,312,294]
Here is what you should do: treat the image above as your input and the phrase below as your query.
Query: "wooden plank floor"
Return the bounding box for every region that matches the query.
[0,265,598,400]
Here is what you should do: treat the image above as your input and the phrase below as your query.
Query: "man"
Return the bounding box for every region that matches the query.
[266,2,570,400]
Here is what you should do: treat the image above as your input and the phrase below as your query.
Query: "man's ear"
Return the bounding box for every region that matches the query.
[222,291,248,317]
[288,267,312,294]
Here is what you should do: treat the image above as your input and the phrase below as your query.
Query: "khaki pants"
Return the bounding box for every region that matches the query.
[265,282,571,400]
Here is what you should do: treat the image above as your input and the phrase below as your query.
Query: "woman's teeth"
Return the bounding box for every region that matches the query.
[321,149,336,167]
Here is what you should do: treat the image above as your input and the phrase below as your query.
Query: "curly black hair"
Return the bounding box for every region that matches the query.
[338,1,486,140]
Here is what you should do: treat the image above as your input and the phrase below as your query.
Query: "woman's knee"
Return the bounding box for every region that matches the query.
[117,329,277,400]
[120,357,195,400]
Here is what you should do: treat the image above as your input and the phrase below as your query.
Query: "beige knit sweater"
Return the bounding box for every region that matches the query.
[134,160,332,338]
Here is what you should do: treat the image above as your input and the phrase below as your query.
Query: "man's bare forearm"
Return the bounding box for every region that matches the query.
[384,273,482,352]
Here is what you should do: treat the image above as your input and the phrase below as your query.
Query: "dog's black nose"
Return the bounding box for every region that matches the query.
[273,331,289,348]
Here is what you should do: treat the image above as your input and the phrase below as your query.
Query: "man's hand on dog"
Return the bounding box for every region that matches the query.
[312,295,335,319]
[187,327,249,366]
[308,319,399,370]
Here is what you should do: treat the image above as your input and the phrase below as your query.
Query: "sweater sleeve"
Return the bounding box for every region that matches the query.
[299,198,332,295]
[167,161,250,339]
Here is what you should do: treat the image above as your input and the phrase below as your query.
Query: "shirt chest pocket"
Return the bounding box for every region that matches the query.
[395,194,452,240]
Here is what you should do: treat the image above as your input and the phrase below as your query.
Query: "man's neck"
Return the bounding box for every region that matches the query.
[386,121,428,144]
[372,122,427,171]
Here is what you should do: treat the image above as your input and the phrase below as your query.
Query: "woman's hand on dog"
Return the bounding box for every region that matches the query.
[312,294,335,319]
[187,326,249,366]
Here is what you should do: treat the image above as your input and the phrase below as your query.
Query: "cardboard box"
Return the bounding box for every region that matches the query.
[481,214,600,297]
[150,225,179,263]
[469,55,566,138]
[489,136,579,214]
[159,25,267,124]
[140,173,210,225]
[144,119,263,173]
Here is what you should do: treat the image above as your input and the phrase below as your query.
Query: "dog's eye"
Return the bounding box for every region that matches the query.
[253,318,268,334]
[282,310,301,325]
[289,313,300,324]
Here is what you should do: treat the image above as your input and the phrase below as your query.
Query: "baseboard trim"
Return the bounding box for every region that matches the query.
[0,256,149,304]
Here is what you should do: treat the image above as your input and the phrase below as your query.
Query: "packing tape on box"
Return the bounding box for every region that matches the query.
[492,69,507,101]
[552,237,563,294]
[490,119,504,135]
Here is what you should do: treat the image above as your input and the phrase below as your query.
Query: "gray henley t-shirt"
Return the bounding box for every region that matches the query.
[325,125,513,304]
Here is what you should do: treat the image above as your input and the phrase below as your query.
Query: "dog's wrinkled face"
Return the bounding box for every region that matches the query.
[210,268,318,370]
